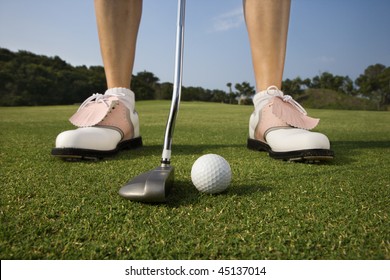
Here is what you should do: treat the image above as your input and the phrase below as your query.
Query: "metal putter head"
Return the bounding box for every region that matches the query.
[118,165,174,203]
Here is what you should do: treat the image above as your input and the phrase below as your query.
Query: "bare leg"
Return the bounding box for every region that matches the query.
[94,0,142,89]
[245,0,333,162]
[53,0,143,159]
[243,0,291,91]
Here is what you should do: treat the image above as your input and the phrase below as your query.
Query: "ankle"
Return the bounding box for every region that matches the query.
[105,87,135,111]
[253,86,283,111]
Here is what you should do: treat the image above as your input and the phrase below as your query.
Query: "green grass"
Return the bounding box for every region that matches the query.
[0,101,389,259]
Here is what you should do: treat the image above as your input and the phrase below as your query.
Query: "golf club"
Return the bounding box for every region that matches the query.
[119,0,186,203]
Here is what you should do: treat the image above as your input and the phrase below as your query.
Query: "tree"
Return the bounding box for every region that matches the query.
[340,76,355,96]
[157,82,173,100]
[282,77,308,96]
[235,81,255,105]
[226,82,232,94]
[226,82,237,104]
[182,86,211,101]
[131,71,160,100]
[235,81,255,97]
[1,47,388,109]
[310,72,356,96]
[210,89,227,103]
[355,64,390,109]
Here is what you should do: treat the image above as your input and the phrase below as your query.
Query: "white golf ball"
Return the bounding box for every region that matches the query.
[191,154,231,194]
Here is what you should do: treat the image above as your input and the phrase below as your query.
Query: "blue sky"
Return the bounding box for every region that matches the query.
[1,0,389,91]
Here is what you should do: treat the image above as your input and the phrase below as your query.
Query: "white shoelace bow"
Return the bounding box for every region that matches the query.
[76,92,131,112]
[266,86,307,116]
[279,94,307,116]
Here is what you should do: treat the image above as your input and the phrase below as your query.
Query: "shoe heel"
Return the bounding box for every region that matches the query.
[120,136,143,150]
[247,138,270,152]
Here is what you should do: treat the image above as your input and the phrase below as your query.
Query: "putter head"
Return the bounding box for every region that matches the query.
[119,165,174,203]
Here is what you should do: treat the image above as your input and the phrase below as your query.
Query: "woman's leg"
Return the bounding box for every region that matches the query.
[94,0,142,89]
[244,0,334,161]
[243,0,290,91]
[52,0,143,159]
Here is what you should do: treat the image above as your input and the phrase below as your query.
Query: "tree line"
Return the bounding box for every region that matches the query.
[0,47,389,109]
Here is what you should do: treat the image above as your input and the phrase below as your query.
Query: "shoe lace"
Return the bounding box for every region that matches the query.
[266,86,307,116]
[279,94,307,115]
[76,92,130,112]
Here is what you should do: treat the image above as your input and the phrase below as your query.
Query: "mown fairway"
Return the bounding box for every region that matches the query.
[0,101,389,259]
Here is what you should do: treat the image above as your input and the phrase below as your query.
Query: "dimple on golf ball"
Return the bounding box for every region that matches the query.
[191,154,231,194]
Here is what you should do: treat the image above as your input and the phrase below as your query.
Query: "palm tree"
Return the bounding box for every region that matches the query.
[226,82,232,94]
[226,82,236,104]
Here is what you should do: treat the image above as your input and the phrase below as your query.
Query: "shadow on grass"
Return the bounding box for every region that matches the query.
[109,143,248,164]
[49,143,246,163]
[121,143,247,158]
[331,140,390,165]
[332,140,390,149]
[165,181,200,207]
[129,141,390,162]
[55,140,390,167]
[165,180,272,207]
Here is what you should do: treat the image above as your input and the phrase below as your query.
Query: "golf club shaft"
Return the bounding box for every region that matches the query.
[161,0,186,165]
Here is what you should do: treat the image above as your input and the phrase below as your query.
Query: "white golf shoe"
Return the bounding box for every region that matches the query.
[247,86,334,162]
[52,87,142,160]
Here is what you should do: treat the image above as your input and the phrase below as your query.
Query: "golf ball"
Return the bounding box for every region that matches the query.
[191,154,231,194]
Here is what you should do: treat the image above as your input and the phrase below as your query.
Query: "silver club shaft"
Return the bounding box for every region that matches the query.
[161,0,186,165]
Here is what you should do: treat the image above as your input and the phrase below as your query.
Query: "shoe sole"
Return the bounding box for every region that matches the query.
[247,138,334,163]
[51,136,143,161]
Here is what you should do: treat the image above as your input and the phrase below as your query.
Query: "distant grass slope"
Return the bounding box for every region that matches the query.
[0,101,389,259]
[297,88,378,110]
